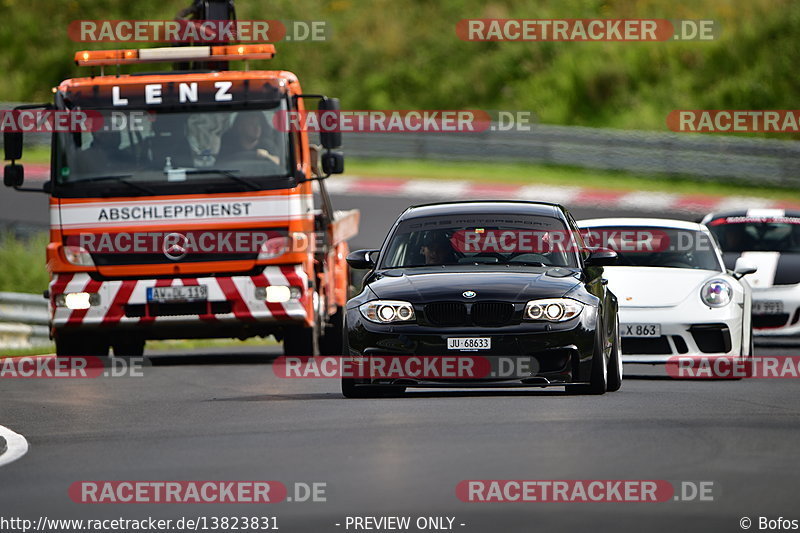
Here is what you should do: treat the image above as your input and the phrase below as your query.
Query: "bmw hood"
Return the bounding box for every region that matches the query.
[367,269,581,303]
[602,267,723,308]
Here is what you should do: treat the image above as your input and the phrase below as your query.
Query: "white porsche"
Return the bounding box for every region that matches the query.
[577,218,755,364]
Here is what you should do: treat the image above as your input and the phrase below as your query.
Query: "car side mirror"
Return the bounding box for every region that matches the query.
[347,249,379,270]
[584,248,618,267]
[733,258,758,279]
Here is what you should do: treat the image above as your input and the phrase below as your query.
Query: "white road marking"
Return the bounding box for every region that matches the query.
[0,425,29,467]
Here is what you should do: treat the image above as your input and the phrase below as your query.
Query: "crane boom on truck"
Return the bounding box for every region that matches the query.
[3,0,358,357]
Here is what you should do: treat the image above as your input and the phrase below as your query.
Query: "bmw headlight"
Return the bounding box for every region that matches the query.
[524,298,584,322]
[359,300,416,324]
[701,279,732,307]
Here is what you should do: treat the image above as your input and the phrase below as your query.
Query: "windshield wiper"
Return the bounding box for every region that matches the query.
[185,169,261,191]
[65,175,156,195]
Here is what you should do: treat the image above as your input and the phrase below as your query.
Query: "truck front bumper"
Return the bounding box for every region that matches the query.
[49,267,309,338]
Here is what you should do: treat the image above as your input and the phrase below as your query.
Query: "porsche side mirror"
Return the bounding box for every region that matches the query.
[347,249,379,270]
[584,248,618,267]
[733,258,758,279]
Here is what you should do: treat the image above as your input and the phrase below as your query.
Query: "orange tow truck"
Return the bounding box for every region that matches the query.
[2,4,358,357]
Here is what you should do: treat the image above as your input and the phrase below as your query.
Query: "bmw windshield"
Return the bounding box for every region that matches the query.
[380,214,580,269]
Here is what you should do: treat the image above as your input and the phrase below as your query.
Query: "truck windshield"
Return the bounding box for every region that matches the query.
[53,102,291,195]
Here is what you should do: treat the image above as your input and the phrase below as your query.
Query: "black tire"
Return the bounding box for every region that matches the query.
[606,318,622,392]
[55,332,109,357]
[283,323,320,356]
[570,325,608,395]
[340,318,404,398]
[112,338,145,357]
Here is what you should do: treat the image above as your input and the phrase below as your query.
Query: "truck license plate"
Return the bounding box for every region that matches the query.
[147,285,208,302]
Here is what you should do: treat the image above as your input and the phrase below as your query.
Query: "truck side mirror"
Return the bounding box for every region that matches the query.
[4,164,24,188]
[4,131,23,161]
[321,151,344,175]
[318,98,342,150]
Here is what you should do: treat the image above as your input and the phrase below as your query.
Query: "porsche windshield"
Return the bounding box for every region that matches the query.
[54,103,290,192]
[583,226,722,271]
[707,216,800,253]
[380,214,580,269]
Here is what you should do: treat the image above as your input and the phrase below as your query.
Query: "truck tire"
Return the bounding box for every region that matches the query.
[320,306,343,356]
[283,323,320,356]
[55,332,110,357]
[112,338,145,356]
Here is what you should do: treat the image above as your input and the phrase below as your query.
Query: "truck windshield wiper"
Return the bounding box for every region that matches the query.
[65,175,156,195]
[185,169,261,191]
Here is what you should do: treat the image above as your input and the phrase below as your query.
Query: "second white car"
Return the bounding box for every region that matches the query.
[578,218,755,364]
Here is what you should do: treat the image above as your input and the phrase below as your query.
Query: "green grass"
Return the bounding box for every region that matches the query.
[0,0,798,137]
[0,232,50,293]
[346,158,800,201]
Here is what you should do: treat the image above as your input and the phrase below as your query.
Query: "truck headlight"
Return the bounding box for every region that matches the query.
[54,292,101,310]
[359,300,416,324]
[254,285,302,303]
[524,298,584,322]
[701,279,732,307]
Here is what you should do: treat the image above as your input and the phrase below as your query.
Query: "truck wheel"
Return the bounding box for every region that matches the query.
[320,306,343,356]
[55,333,110,357]
[112,338,145,356]
[283,323,320,356]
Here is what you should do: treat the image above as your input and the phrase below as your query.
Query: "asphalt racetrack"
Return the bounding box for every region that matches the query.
[1,190,799,533]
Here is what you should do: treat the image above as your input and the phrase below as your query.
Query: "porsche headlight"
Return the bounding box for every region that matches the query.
[701,279,732,307]
[524,298,584,322]
[359,300,416,324]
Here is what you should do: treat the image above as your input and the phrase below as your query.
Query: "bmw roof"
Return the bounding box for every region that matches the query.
[399,200,565,220]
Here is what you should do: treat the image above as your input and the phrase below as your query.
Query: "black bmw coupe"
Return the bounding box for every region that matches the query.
[342,201,621,397]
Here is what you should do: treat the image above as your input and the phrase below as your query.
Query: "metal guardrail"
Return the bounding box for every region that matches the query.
[3,101,800,187]
[0,292,50,348]
[345,125,800,188]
